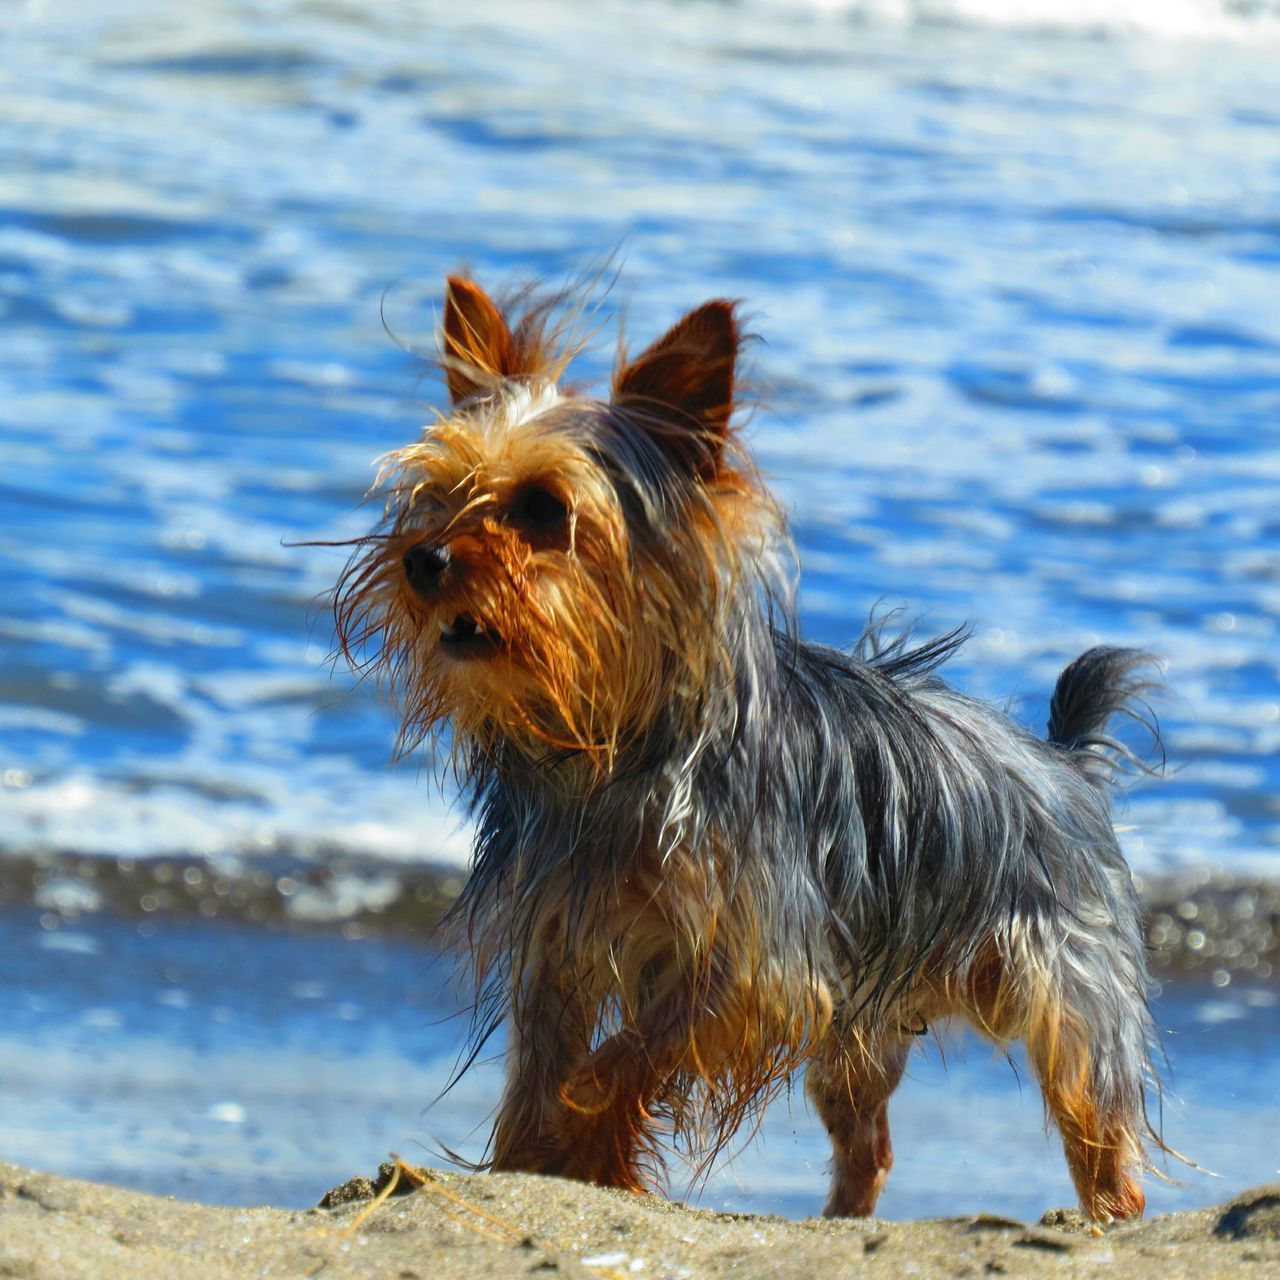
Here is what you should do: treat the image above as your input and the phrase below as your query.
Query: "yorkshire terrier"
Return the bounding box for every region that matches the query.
[334,275,1162,1222]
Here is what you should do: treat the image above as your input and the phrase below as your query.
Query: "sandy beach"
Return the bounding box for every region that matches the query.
[3,1159,1277,1280]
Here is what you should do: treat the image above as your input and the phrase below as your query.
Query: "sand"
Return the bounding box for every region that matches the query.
[2,1159,1277,1280]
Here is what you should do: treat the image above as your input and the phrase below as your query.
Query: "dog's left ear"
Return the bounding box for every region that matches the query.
[613,300,739,474]
[442,276,519,404]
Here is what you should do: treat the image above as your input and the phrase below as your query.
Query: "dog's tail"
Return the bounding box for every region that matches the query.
[1047,646,1164,783]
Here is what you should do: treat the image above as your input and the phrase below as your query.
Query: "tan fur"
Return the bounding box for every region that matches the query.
[335,298,777,773]
[478,842,833,1194]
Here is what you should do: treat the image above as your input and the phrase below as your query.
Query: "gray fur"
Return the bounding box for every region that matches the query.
[444,412,1162,1173]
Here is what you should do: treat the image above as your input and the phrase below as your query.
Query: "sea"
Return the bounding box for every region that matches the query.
[1,0,1277,1223]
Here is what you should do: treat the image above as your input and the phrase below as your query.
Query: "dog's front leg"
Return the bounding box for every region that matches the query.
[490,961,595,1178]
[553,1015,687,1194]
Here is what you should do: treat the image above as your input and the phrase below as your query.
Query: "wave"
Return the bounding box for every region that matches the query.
[0,769,473,868]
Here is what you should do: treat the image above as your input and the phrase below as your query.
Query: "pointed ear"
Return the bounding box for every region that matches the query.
[442,276,519,404]
[612,300,740,473]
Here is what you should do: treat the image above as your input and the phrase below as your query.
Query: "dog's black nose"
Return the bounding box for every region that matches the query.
[402,542,451,596]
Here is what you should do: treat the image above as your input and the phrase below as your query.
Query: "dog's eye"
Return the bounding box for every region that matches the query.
[512,485,569,530]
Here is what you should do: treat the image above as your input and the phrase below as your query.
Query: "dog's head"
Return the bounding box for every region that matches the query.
[334,276,783,770]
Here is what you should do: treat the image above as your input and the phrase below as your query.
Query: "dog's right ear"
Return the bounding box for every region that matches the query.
[442,276,519,404]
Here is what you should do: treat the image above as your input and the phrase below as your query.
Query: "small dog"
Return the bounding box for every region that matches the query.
[335,275,1162,1221]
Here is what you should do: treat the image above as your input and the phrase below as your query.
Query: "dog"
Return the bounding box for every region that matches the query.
[333,275,1162,1221]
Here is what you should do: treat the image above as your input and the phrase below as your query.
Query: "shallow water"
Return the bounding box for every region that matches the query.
[1,0,1278,876]
[2,907,1276,1219]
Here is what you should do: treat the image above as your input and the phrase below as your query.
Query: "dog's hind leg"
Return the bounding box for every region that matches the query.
[1025,1007,1147,1222]
[806,1026,912,1217]
[957,941,1149,1222]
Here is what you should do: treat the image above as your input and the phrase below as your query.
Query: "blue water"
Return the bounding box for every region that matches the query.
[1,0,1279,1221]
[1,0,1277,874]
[2,908,1277,1218]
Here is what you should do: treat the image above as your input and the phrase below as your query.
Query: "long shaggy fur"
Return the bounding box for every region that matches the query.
[333,275,1165,1221]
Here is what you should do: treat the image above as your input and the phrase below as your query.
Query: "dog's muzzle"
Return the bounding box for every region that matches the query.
[402,542,451,599]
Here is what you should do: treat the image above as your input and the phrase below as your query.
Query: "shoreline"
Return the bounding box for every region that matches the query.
[2,1160,1277,1280]
[2,845,1276,984]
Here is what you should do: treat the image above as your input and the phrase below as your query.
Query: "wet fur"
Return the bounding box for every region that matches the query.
[334,276,1163,1221]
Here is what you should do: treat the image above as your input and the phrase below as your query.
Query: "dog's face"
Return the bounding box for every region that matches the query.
[334,277,781,768]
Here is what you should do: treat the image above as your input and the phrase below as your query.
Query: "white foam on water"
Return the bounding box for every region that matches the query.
[0,770,473,867]
[780,0,1280,39]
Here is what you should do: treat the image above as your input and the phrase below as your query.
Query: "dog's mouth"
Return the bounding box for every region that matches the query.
[437,612,502,659]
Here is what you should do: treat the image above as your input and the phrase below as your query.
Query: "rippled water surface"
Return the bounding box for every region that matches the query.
[1,0,1278,1221]
[2,0,1277,874]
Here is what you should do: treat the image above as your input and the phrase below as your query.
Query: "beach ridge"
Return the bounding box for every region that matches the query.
[3,1160,1277,1279]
